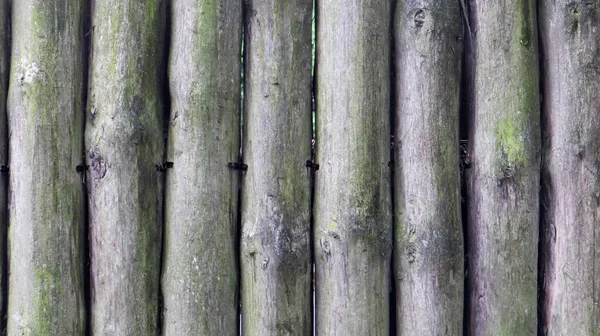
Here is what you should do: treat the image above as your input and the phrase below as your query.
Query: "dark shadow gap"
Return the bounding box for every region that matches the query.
[536,2,548,334]
[310,1,318,334]
[156,1,172,334]
[459,1,477,335]
[0,1,11,334]
[236,7,246,335]
[388,0,397,334]
[82,0,93,335]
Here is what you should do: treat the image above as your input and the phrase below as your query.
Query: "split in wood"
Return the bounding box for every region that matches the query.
[0,165,8,173]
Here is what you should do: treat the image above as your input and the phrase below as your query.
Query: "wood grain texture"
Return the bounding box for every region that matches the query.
[241,0,312,334]
[6,1,86,334]
[465,0,540,334]
[161,0,241,334]
[314,0,392,334]
[393,1,464,334]
[539,1,600,335]
[86,1,166,334]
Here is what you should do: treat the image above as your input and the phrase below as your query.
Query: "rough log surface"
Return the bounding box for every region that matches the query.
[539,1,600,335]
[393,1,464,334]
[314,0,392,334]
[466,0,540,334]
[0,0,8,330]
[7,1,85,334]
[86,1,166,334]
[241,0,312,334]
[161,0,241,334]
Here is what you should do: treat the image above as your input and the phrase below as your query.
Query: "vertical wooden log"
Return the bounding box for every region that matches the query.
[539,1,600,334]
[6,1,85,334]
[393,1,463,334]
[314,1,392,334]
[86,1,165,334]
[0,0,8,329]
[241,0,312,334]
[466,0,540,334]
[161,0,241,334]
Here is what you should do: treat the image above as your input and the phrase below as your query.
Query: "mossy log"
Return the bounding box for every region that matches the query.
[7,1,86,334]
[86,1,166,334]
[465,0,540,334]
[240,0,312,334]
[161,0,242,334]
[539,1,600,334]
[314,0,392,334]
[393,1,464,334]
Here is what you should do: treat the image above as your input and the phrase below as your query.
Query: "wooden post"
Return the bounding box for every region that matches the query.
[314,0,392,334]
[161,0,242,334]
[240,0,312,334]
[86,1,166,334]
[6,1,85,334]
[0,0,8,330]
[539,1,600,334]
[465,0,540,334]
[393,1,464,334]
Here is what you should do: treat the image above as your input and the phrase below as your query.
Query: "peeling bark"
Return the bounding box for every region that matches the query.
[161,0,241,334]
[539,1,600,335]
[393,1,464,334]
[465,0,540,334]
[314,0,392,334]
[241,0,312,334]
[86,1,166,334]
[6,1,85,334]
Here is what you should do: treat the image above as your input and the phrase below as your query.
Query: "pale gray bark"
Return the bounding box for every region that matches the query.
[465,0,540,334]
[86,1,166,334]
[6,1,85,334]
[161,0,241,334]
[314,1,392,335]
[393,1,463,334]
[539,1,600,335]
[241,0,312,334]
[0,0,8,330]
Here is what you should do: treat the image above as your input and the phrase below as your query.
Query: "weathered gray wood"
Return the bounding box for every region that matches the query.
[240,0,312,334]
[314,1,392,334]
[86,1,165,334]
[539,1,600,335]
[161,0,241,334]
[393,1,463,334]
[465,0,540,334]
[0,0,8,330]
[6,1,86,334]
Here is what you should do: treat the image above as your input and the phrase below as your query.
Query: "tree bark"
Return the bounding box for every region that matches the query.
[6,1,85,334]
[241,0,312,334]
[0,0,8,330]
[314,1,392,335]
[539,1,600,335]
[393,1,463,334]
[86,1,166,334]
[161,0,241,334]
[465,0,540,334]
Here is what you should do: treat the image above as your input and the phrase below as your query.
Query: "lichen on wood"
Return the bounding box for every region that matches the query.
[7,1,86,334]
[465,0,541,334]
[240,0,312,334]
[161,0,242,334]
[86,1,166,334]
